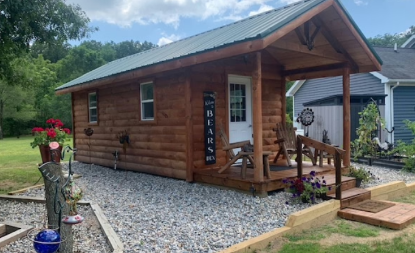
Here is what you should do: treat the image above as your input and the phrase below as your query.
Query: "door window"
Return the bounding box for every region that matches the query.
[229,83,246,122]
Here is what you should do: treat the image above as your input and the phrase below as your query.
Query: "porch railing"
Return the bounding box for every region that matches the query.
[296,135,346,200]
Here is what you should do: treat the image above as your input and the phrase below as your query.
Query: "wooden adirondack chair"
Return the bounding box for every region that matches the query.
[273,122,316,166]
[218,126,271,179]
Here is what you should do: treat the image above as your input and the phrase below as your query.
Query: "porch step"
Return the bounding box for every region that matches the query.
[327,187,371,209]
[320,174,357,195]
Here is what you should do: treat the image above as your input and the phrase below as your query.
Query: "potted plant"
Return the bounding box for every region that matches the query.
[31,118,71,163]
[346,166,371,187]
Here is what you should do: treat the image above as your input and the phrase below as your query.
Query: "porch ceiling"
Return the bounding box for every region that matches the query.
[265,5,381,81]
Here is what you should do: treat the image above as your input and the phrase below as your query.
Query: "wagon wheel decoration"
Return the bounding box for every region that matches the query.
[299,108,314,126]
[297,108,314,137]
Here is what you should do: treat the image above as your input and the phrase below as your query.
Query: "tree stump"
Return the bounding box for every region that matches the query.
[42,163,73,253]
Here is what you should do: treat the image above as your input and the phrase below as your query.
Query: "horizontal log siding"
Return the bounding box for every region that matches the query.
[72,73,188,179]
[191,52,283,169]
[261,61,282,160]
[72,50,284,178]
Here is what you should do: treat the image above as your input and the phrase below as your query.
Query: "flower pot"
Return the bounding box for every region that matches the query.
[39,145,62,163]
[355,178,363,187]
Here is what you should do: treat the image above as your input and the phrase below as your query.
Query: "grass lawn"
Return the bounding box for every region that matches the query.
[0,135,73,194]
[258,192,415,253]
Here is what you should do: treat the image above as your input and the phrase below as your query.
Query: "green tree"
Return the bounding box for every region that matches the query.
[286,81,294,121]
[30,42,71,63]
[367,25,415,47]
[0,0,95,82]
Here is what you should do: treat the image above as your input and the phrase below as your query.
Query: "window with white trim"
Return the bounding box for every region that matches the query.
[140,82,154,120]
[88,92,98,123]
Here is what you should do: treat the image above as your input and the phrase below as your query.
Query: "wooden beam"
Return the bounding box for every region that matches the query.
[295,27,307,45]
[332,1,382,71]
[283,62,345,77]
[56,39,264,95]
[312,17,359,72]
[185,70,194,182]
[343,66,351,167]
[270,40,347,62]
[281,77,286,124]
[262,0,334,48]
[253,52,264,182]
[286,68,344,82]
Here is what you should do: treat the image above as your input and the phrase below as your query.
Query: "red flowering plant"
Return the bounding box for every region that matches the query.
[30,118,71,148]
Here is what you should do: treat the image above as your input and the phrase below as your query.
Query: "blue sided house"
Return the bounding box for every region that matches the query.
[287,35,415,147]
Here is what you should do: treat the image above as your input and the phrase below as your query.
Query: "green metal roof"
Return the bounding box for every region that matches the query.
[56,0,381,92]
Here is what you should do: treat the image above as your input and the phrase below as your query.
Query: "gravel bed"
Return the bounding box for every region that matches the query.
[2,161,415,253]
[0,202,111,253]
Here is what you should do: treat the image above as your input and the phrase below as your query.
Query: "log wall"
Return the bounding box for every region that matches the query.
[72,49,284,179]
[72,71,188,179]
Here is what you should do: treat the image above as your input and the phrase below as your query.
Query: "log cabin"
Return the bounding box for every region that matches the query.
[56,0,382,195]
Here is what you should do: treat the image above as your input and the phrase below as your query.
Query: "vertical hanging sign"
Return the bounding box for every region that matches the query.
[204,91,216,165]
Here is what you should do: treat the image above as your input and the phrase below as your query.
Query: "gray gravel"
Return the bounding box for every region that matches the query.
[0,201,111,253]
[2,161,415,253]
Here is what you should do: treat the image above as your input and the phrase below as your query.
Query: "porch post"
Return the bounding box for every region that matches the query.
[253,51,264,182]
[343,66,351,167]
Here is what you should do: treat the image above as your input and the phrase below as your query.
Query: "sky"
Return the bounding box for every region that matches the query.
[67,0,415,47]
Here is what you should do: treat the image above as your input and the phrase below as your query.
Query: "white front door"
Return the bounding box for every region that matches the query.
[228,75,253,144]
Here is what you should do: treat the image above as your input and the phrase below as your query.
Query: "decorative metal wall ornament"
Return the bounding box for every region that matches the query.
[297,108,315,137]
[117,130,130,162]
[84,128,94,168]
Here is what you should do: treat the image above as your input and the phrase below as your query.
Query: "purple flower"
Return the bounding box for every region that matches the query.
[323,180,326,184]
[302,177,306,181]
[311,182,315,187]
[316,182,321,189]
[328,186,332,191]
[285,201,289,205]
[310,171,316,177]
[282,179,288,184]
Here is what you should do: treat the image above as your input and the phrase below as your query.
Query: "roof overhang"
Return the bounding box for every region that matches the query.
[56,0,382,95]
[286,80,305,97]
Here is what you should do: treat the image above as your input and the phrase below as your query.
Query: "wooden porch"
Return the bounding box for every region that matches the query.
[193,159,344,196]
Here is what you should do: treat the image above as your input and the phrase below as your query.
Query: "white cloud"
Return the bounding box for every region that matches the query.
[157,34,181,46]
[279,0,301,5]
[249,4,274,16]
[66,0,274,28]
[353,0,368,6]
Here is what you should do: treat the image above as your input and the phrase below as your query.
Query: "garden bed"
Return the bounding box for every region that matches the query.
[355,157,405,170]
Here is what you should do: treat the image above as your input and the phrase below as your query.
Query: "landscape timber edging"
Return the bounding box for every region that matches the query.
[0,221,32,248]
[368,181,415,201]
[0,194,123,253]
[220,181,415,253]
[219,199,341,253]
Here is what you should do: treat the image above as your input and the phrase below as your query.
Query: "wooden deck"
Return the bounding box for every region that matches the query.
[193,160,340,196]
